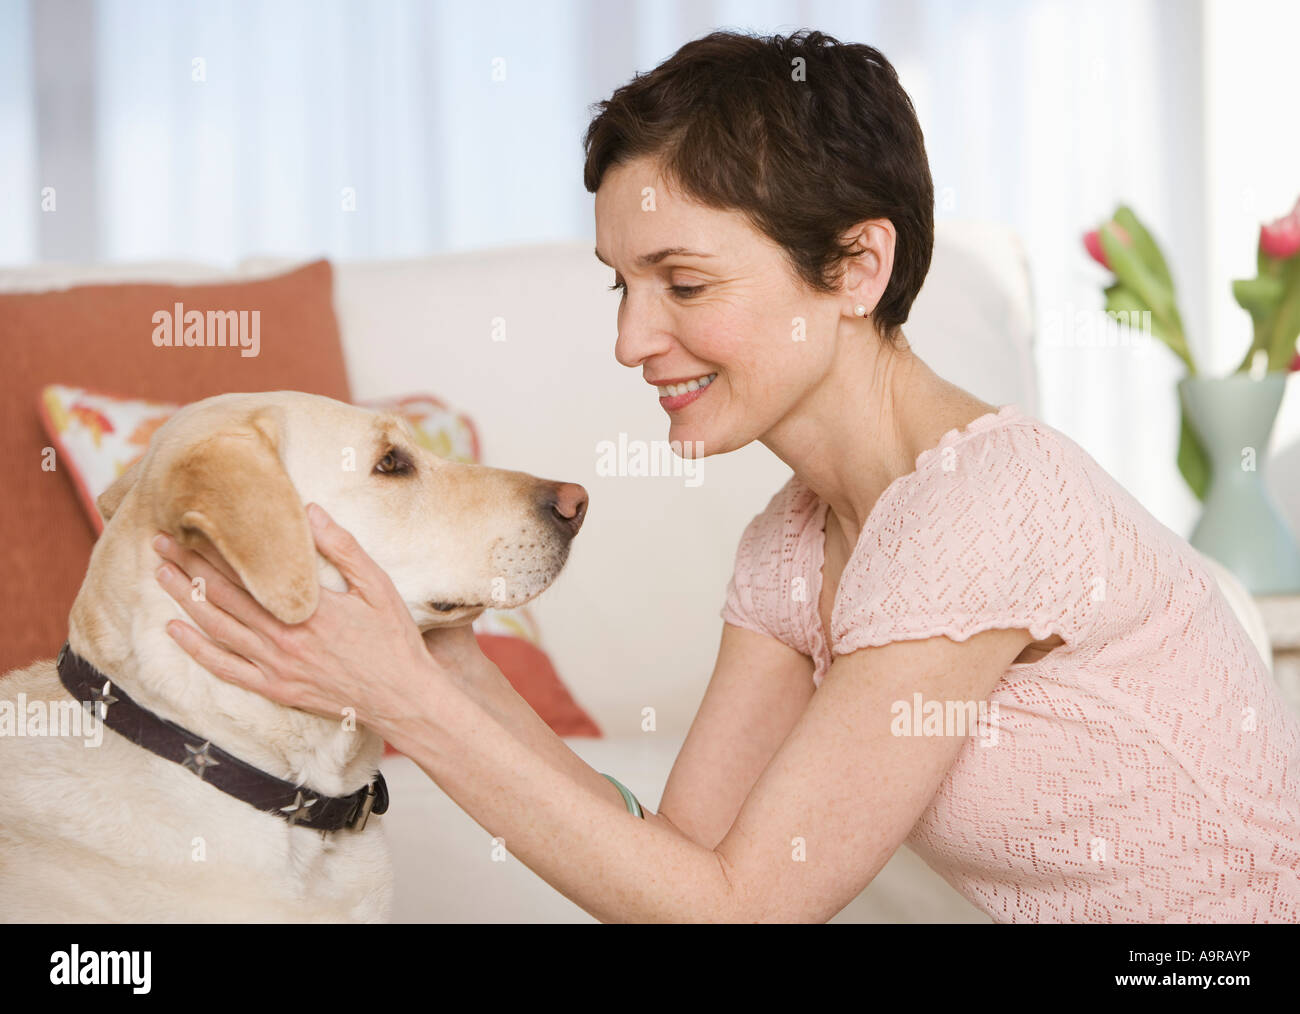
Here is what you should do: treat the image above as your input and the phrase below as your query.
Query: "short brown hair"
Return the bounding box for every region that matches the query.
[583,29,934,345]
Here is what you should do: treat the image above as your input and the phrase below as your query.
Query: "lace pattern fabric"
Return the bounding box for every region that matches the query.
[720,404,1300,922]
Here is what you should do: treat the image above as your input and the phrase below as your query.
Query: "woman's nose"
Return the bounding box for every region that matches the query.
[613,328,642,368]
[613,300,673,369]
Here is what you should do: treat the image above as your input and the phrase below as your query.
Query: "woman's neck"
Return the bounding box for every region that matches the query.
[761,331,991,545]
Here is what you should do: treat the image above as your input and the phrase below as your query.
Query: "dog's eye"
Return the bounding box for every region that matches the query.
[373,449,414,476]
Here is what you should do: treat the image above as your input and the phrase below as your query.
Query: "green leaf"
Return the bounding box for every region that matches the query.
[1234,241,1296,372]
[1232,276,1284,320]
[1177,404,1211,502]
[1114,205,1175,293]
[1098,224,1186,346]
[1104,282,1192,369]
[1262,253,1300,370]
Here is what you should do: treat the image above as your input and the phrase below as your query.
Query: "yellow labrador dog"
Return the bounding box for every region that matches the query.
[0,391,586,922]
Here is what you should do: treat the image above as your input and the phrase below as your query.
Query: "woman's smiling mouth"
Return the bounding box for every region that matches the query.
[653,372,717,412]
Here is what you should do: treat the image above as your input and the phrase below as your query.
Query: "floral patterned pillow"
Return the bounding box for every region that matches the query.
[38,384,600,739]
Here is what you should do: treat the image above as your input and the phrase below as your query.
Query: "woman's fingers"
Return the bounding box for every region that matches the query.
[152,533,277,635]
[306,503,392,607]
[165,619,277,698]
[184,538,243,587]
[154,559,272,662]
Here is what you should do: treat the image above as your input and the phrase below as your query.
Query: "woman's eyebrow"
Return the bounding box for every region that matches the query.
[593,247,715,269]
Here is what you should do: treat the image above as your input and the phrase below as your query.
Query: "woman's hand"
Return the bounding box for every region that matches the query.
[152,502,473,733]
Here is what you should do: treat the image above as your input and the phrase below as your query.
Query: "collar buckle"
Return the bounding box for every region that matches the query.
[348,772,389,832]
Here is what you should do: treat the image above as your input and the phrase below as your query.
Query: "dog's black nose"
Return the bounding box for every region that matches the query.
[541,481,588,539]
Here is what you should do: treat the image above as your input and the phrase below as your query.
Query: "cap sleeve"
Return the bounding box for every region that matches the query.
[832,423,1106,655]
[720,475,811,642]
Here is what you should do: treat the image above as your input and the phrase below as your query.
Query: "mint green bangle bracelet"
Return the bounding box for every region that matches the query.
[601,773,644,818]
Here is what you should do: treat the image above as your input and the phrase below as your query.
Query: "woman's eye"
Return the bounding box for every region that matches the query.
[374,450,412,475]
[607,278,703,298]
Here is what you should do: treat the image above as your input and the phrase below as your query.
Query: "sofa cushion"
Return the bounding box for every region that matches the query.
[0,260,350,673]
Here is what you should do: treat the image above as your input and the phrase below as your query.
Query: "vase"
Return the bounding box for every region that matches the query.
[1179,372,1300,594]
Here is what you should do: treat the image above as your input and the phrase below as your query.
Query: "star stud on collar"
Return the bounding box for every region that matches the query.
[182,740,221,780]
[280,790,319,826]
[84,679,119,720]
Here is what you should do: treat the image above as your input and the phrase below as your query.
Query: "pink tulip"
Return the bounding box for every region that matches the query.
[1083,221,1131,271]
[1260,201,1300,259]
[1292,349,1300,373]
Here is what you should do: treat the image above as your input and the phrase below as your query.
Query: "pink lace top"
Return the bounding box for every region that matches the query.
[721,403,1300,922]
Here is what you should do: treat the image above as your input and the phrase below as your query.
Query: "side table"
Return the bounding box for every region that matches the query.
[1256,594,1300,717]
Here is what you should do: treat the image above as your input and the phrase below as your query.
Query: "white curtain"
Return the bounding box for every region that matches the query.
[4,0,1292,537]
[0,0,36,263]
[1202,0,1300,503]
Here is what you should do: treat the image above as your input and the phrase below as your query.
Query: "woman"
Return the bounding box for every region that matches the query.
[152,29,1300,923]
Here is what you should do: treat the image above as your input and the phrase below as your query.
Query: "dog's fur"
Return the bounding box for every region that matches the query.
[0,391,583,922]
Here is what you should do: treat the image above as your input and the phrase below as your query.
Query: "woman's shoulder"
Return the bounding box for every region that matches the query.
[881,407,1109,580]
[731,471,823,561]
[888,406,1103,522]
[720,471,824,642]
[832,407,1110,652]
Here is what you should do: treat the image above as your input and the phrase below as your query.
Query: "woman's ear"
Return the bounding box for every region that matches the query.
[840,218,897,314]
[156,408,319,624]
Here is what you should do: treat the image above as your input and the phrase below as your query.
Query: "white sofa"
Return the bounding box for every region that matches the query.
[2,220,1273,923]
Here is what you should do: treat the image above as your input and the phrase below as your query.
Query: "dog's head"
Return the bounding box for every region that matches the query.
[98,391,586,629]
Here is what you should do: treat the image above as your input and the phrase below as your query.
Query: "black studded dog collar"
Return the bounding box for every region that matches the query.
[56,641,388,832]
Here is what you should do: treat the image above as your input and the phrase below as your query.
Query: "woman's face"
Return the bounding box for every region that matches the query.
[594,156,848,456]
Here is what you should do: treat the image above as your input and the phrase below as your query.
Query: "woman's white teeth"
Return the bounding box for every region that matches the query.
[659,373,717,397]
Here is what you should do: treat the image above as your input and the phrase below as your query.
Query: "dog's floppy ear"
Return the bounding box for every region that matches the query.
[158,408,319,624]
[98,458,143,523]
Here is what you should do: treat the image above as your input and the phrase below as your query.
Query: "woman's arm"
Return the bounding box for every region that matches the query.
[381,661,741,922]
[153,512,744,920]
[429,631,686,840]
[656,623,815,850]
[385,612,1032,923]
[442,620,815,852]
[154,505,1033,922]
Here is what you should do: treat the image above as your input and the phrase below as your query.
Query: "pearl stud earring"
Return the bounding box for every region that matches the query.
[854,304,867,317]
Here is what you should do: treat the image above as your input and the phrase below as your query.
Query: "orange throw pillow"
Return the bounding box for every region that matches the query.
[476,634,601,738]
[1,261,350,675]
